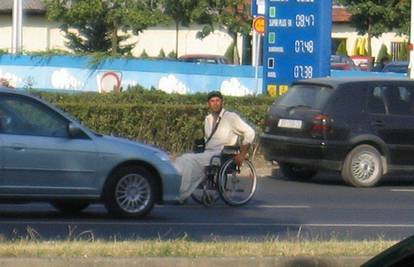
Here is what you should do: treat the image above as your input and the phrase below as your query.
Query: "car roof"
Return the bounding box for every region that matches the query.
[0,86,20,93]
[387,61,409,65]
[178,54,226,59]
[0,87,57,107]
[330,55,351,62]
[293,77,413,89]
[0,86,34,96]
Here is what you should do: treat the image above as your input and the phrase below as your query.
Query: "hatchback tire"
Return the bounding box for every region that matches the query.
[104,166,156,219]
[51,200,90,214]
[342,145,383,187]
[279,162,317,181]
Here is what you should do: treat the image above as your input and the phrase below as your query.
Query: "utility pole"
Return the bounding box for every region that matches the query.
[11,0,23,54]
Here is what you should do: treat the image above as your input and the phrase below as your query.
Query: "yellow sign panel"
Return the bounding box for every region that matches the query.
[279,85,289,95]
[267,84,277,97]
[253,16,265,34]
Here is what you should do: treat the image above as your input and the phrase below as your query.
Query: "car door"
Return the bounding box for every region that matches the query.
[0,93,99,196]
[0,135,3,176]
[367,84,414,167]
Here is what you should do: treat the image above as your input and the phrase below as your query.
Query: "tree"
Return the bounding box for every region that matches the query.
[336,0,406,56]
[336,40,348,56]
[376,44,390,63]
[398,41,409,61]
[160,0,198,59]
[158,48,166,58]
[44,0,161,56]
[388,0,410,35]
[193,0,252,64]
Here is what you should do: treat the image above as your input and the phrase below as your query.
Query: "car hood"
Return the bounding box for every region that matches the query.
[101,135,164,153]
[91,134,171,163]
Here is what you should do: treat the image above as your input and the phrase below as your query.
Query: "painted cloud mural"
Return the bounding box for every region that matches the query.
[158,74,189,94]
[220,78,253,96]
[0,69,21,87]
[51,68,84,90]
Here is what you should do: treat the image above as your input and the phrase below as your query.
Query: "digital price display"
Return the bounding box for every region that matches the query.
[263,0,332,96]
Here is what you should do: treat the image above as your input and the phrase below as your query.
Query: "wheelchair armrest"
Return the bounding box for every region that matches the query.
[221,146,240,155]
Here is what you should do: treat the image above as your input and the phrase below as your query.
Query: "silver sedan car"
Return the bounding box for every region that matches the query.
[0,87,181,218]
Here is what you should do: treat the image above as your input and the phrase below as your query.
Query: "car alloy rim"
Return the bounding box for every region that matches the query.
[115,174,150,213]
[351,152,379,183]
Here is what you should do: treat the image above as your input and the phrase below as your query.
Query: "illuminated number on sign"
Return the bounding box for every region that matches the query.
[293,65,313,79]
[294,40,314,53]
[295,14,315,27]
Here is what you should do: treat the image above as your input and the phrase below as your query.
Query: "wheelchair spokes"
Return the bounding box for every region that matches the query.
[219,159,257,206]
[191,173,220,206]
[190,147,257,207]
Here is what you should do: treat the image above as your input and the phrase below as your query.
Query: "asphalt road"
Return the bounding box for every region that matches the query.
[1,168,414,241]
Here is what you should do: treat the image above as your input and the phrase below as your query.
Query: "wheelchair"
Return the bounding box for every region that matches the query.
[191,146,257,206]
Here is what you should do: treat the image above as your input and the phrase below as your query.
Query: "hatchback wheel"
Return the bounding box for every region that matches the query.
[104,166,156,219]
[279,162,317,181]
[51,200,90,214]
[342,145,383,187]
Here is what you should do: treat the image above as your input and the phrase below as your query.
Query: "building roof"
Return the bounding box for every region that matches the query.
[0,0,46,14]
[332,6,352,23]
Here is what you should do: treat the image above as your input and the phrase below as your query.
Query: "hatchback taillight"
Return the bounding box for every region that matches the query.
[311,114,330,135]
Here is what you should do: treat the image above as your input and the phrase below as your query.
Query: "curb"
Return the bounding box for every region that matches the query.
[0,256,370,267]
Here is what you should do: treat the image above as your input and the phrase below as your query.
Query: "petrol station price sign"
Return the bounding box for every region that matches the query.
[263,0,332,96]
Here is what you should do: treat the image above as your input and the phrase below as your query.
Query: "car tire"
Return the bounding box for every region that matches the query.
[341,145,383,187]
[51,200,90,214]
[278,162,317,181]
[104,166,156,219]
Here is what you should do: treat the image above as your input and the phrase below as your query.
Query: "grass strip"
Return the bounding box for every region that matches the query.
[0,239,396,257]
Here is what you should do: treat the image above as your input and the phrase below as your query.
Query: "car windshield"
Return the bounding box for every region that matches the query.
[276,85,333,110]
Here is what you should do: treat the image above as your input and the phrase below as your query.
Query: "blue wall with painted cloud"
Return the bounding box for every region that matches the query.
[0,55,406,96]
[0,55,263,96]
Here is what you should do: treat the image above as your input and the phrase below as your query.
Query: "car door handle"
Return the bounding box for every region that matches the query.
[371,120,385,128]
[11,143,26,151]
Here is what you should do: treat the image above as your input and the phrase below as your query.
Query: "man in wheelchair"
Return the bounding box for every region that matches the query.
[174,91,255,203]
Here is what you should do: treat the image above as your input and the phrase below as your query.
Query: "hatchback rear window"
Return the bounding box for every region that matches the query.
[275,85,333,110]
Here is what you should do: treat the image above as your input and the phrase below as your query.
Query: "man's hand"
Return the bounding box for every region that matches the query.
[234,144,251,166]
[234,153,246,166]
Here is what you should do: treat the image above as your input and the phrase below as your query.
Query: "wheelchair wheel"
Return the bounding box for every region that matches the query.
[191,180,220,206]
[218,158,257,206]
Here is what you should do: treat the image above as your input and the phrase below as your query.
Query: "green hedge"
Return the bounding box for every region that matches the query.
[34,87,275,153]
[35,86,275,106]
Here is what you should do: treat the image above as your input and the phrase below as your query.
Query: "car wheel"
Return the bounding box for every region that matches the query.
[104,166,156,219]
[278,162,317,181]
[51,200,90,214]
[342,145,383,187]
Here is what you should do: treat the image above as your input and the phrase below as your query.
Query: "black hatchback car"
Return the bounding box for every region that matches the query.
[261,77,414,187]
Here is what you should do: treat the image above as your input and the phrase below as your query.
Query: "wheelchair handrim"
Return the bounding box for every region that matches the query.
[218,158,257,206]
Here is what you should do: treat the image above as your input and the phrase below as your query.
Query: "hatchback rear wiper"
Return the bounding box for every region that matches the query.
[286,105,311,112]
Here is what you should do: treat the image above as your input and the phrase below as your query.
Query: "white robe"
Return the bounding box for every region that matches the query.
[174,150,220,201]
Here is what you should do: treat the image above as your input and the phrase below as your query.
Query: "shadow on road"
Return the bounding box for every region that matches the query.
[269,168,414,188]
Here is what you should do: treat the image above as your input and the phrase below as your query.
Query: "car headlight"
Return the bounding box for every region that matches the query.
[155,151,170,161]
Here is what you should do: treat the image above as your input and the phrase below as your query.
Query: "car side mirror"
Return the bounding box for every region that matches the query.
[68,123,84,138]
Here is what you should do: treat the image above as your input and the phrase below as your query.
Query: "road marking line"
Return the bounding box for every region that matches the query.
[158,205,311,209]
[1,221,413,228]
[391,189,414,192]
[252,205,311,209]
